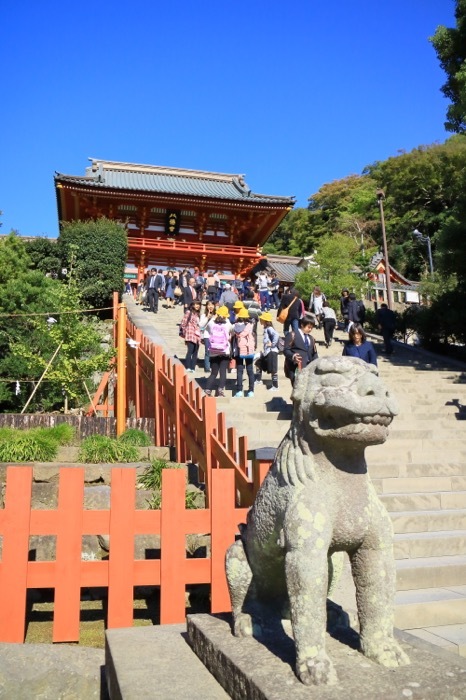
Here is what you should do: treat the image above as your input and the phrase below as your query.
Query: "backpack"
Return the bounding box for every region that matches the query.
[236,323,255,357]
[357,301,366,323]
[277,336,285,353]
[209,323,230,353]
[179,312,192,338]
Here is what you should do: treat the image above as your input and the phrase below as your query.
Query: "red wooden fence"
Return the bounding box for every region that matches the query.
[0,466,249,643]
[0,296,275,642]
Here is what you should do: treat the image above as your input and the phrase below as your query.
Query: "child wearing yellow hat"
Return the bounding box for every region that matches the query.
[232,307,256,397]
[257,311,280,391]
[204,306,232,398]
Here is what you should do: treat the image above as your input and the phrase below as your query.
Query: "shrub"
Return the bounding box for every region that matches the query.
[31,424,76,446]
[46,423,76,445]
[0,431,59,462]
[137,459,200,510]
[78,435,139,463]
[118,428,151,447]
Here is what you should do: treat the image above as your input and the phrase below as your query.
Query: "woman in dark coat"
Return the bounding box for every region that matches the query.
[342,324,377,366]
[277,287,302,334]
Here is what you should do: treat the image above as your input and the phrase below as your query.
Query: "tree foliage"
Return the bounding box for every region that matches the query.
[431,0,466,134]
[263,209,312,256]
[293,234,363,307]
[0,233,113,412]
[58,217,127,309]
[25,237,61,276]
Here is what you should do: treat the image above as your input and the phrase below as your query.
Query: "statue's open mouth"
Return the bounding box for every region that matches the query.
[354,414,392,426]
[312,408,393,433]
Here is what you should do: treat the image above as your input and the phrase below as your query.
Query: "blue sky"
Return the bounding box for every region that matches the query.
[0,0,456,237]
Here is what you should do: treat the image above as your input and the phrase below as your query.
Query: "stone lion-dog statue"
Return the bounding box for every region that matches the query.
[226,356,410,685]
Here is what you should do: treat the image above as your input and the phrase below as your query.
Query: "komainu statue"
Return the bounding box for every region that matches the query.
[226,357,410,685]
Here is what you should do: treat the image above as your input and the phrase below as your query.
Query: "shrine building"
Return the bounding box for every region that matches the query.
[54,158,295,281]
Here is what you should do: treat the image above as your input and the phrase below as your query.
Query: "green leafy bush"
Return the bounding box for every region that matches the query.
[137,459,201,510]
[0,431,59,462]
[31,424,76,446]
[78,435,139,463]
[118,428,151,447]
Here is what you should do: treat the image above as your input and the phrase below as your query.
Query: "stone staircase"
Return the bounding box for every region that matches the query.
[125,297,466,656]
[365,359,466,654]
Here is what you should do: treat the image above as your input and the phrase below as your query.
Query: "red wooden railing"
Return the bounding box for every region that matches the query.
[0,467,249,643]
[0,295,275,642]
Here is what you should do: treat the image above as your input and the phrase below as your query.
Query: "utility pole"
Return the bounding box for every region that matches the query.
[376,189,393,310]
[116,302,127,436]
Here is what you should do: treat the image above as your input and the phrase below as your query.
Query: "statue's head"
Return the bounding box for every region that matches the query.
[292,357,398,446]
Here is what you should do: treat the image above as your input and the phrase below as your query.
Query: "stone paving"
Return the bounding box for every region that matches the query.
[125,295,466,658]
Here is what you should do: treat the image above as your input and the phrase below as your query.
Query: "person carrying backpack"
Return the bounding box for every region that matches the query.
[204,306,232,398]
[347,293,366,329]
[255,311,279,391]
[232,308,256,397]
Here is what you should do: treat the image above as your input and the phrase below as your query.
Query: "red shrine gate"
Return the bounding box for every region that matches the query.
[55,159,295,280]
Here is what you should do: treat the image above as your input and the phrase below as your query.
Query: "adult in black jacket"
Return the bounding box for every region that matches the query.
[347,293,366,327]
[145,268,163,314]
[375,303,396,354]
[277,288,302,334]
[284,314,318,385]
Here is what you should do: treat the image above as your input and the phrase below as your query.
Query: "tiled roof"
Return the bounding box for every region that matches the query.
[268,261,304,283]
[55,159,295,205]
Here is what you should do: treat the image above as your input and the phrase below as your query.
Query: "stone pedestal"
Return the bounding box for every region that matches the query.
[187,614,466,700]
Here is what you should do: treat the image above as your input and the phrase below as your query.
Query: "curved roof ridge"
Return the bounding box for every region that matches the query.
[87,158,245,183]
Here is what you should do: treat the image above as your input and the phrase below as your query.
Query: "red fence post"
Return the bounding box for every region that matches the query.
[0,466,33,642]
[160,468,188,624]
[53,468,85,642]
[210,469,249,614]
[107,468,136,629]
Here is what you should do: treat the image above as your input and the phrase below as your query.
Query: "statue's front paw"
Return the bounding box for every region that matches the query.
[233,612,253,638]
[361,636,410,668]
[296,649,338,686]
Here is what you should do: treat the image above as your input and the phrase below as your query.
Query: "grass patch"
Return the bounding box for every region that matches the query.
[0,431,59,462]
[78,435,139,463]
[0,424,77,462]
[138,458,202,509]
[118,428,151,447]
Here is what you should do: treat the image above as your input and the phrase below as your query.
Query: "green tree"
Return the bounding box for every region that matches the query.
[25,237,61,276]
[58,217,127,308]
[293,234,363,307]
[431,0,466,133]
[0,234,60,410]
[12,275,114,410]
[263,208,311,255]
[0,233,113,412]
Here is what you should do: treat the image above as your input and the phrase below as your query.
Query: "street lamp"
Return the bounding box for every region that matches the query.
[376,189,393,310]
[412,229,434,276]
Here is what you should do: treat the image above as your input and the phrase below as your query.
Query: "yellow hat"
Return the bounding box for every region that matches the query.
[236,307,250,319]
[216,306,229,318]
[233,300,244,309]
[259,311,273,323]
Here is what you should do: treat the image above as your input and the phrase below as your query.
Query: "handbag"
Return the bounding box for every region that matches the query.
[277,296,297,324]
[174,285,183,297]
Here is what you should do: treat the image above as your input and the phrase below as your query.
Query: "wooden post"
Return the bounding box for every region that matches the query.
[116,302,127,436]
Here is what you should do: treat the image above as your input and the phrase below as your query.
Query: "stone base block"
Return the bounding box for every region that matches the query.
[187,613,466,700]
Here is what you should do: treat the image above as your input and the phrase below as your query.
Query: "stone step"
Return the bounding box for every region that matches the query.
[105,624,229,700]
[394,530,466,559]
[381,491,466,512]
[390,428,466,440]
[390,509,466,534]
[373,476,466,495]
[369,462,466,479]
[396,554,466,589]
[395,586,466,629]
[404,623,466,657]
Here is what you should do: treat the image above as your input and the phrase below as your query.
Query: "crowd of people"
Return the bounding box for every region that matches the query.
[126,269,382,395]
